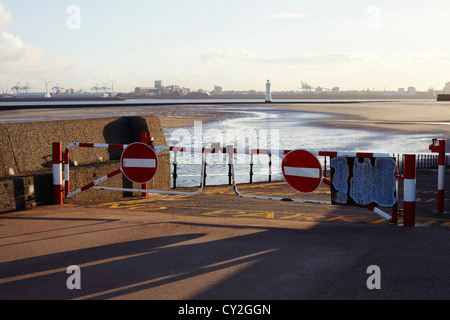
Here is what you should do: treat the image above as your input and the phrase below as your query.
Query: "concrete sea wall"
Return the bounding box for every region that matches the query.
[0,116,170,213]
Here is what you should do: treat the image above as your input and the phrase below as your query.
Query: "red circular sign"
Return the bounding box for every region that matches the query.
[121,142,158,184]
[282,149,322,193]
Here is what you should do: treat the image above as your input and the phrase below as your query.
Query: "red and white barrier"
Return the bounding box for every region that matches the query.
[52,139,409,226]
[223,145,396,222]
[62,142,207,199]
[403,154,416,227]
[68,168,122,198]
[390,159,400,224]
[429,139,446,213]
[227,147,331,205]
[52,142,63,205]
[367,206,393,221]
[155,145,393,159]
[63,143,127,199]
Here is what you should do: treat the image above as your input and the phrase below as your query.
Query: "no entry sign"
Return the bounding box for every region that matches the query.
[121,142,158,184]
[282,149,322,193]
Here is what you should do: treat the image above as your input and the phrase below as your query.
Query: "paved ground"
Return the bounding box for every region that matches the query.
[0,169,449,301]
[87,169,450,228]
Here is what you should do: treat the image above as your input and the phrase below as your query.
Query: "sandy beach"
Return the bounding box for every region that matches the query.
[1,100,449,138]
[267,101,450,135]
[158,101,450,142]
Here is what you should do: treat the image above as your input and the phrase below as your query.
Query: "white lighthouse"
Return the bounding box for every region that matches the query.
[265,80,272,103]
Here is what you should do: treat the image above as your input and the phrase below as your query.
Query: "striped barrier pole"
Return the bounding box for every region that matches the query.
[64,145,70,199]
[63,142,207,199]
[52,142,63,205]
[322,177,393,222]
[429,139,446,213]
[403,154,416,227]
[140,132,154,198]
[367,206,393,222]
[155,146,393,159]
[391,158,400,224]
[62,141,396,212]
[67,168,123,198]
[64,143,127,198]
[438,140,446,213]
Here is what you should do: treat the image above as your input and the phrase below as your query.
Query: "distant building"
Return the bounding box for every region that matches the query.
[134,82,189,96]
[164,85,182,94]
[213,86,223,95]
[15,92,49,98]
[134,87,159,96]
[427,87,436,95]
[197,89,210,95]
[443,82,450,94]
[407,86,416,95]
[135,87,151,95]
[265,80,272,103]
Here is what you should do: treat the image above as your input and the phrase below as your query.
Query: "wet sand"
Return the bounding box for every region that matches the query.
[158,101,450,142]
[156,116,207,128]
[268,101,450,135]
[1,100,449,137]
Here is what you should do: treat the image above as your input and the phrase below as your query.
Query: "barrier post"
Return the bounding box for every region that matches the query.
[173,151,178,189]
[391,157,400,224]
[429,139,446,213]
[403,154,416,227]
[52,142,63,205]
[140,132,154,197]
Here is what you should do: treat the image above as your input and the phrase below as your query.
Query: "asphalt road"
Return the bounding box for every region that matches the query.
[0,169,449,301]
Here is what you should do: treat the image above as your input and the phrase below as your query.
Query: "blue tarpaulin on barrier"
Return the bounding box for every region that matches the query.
[330,157,396,207]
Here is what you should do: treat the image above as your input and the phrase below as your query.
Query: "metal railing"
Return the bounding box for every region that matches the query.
[394,153,449,172]
[171,153,281,188]
[170,152,449,189]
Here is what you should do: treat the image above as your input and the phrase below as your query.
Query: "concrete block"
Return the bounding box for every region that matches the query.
[0,174,52,213]
[0,116,170,212]
[0,124,18,177]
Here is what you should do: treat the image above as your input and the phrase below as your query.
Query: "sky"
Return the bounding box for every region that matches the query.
[1,0,450,94]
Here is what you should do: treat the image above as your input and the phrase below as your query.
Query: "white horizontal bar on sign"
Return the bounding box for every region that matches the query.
[283,167,320,179]
[123,158,156,168]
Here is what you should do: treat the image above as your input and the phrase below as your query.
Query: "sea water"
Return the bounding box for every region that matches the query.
[163,105,444,187]
[0,101,444,187]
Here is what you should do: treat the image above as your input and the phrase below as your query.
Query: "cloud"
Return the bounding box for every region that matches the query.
[0,4,45,85]
[250,53,355,66]
[0,3,42,71]
[0,2,12,29]
[0,32,42,66]
[200,48,256,64]
[266,12,308,20]
[200,50,357,69]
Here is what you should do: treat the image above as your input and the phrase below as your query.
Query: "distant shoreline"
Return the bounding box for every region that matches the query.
[0,100,448,139]
[0,91,436,107]
[0,97,436,111]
